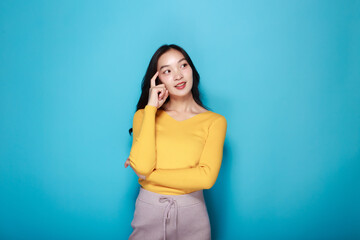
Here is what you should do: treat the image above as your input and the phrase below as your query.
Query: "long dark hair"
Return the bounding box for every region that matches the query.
[128,44,209,135]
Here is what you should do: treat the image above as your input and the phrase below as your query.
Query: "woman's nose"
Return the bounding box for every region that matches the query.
[174,69,183,80]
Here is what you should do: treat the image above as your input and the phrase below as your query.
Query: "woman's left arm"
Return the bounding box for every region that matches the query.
[145,116,227,191]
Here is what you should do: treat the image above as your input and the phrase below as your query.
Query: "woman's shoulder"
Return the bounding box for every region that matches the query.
[205,109,226,122]
[135,108,144,114]
[132,108,145,122]
[134,108,144,116]
[195,105,225,119]
[207,112,227,133]
[133,105,159,121]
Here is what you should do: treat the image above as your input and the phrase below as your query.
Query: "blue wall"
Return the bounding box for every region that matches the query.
[1,0,359,239]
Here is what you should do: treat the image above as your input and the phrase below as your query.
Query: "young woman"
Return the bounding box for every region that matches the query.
[124,44,227,240]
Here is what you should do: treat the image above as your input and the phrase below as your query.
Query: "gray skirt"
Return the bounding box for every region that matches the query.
[129,187,211,240]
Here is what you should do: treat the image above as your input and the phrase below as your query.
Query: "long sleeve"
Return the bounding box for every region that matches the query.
[128,104,158,176]
[145,116,227,191]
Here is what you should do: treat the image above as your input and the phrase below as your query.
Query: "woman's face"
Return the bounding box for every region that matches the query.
[157,49,193,96]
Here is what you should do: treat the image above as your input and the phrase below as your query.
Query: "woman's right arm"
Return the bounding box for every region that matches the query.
[128,104,158,176]
[128,71,169,176]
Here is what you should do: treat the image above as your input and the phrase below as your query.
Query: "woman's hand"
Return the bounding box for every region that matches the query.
[147,71,169,108]
[124,158,146,180]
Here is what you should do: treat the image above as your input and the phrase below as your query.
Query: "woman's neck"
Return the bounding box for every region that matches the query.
[163,94,199,113]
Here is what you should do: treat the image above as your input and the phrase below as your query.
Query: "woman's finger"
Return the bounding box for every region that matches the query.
[158,88,165,99]
[136,173,146,180]
[150,71,159,88]
[162,89,168,98]
[124,159,130,168]
[125,159,146,179]
[159,90,168,104]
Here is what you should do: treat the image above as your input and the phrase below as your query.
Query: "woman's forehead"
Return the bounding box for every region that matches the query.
[158,49,185,65]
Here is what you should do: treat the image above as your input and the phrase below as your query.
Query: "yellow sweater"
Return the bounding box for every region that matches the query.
[129,104,227,195]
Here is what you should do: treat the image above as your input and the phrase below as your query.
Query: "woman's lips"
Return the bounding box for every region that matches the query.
[175,82,186,89]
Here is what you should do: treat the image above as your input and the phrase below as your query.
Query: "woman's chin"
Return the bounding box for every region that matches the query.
[171,90,192,98]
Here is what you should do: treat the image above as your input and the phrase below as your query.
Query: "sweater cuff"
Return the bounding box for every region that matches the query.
[144,169,155,179]
[145,104,158,113]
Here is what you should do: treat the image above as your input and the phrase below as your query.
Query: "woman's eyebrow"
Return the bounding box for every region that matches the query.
[159,58,186,70]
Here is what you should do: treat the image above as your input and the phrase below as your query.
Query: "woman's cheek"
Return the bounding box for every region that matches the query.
[183,68,192,75]
[161,75,172,83]
[158,75,167,84]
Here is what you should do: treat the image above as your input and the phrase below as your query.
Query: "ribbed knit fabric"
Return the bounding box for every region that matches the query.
[129,104,227,195]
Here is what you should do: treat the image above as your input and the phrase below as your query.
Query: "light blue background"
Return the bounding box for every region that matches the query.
[1,0,359,239]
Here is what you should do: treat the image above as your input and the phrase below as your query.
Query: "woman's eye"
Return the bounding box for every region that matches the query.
[181,63,188,68]
[163,70,170,74]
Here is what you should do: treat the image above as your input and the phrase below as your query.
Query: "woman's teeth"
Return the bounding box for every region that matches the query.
[175,82,186,89]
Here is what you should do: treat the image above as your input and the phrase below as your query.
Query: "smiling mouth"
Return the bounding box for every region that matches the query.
[175,82,186,89]
[175,82,186,87]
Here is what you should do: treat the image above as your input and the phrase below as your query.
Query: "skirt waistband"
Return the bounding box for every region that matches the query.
[137,187,205,207]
